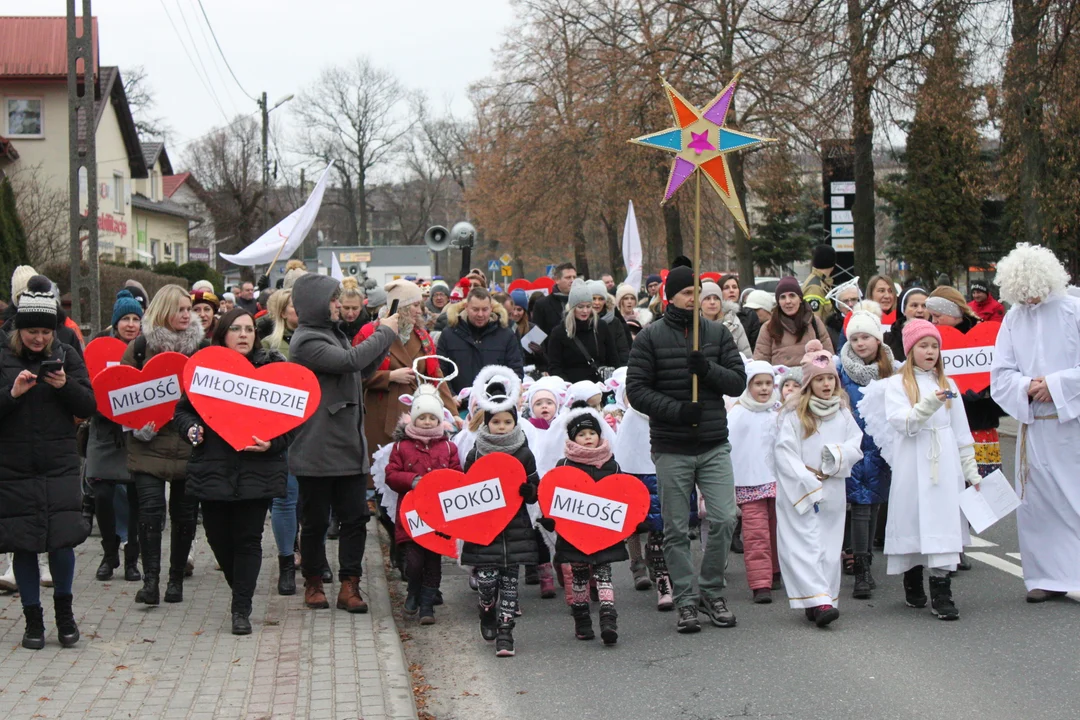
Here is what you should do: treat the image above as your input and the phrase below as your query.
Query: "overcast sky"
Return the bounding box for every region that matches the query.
[1,0,514,168]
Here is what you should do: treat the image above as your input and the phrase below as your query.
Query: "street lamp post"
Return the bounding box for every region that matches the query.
[258,91,295,238]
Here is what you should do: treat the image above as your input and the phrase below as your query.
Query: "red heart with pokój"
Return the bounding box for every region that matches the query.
[938,321,1001,395]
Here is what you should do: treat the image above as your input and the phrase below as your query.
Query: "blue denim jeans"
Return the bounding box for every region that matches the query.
[13,550,75,607]
[270,474,299,557]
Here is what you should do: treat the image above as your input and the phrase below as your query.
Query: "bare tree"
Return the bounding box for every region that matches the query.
[292,57,415,244]
[6,163,68,267]
[182,116,264,279]
[122,65,172,141]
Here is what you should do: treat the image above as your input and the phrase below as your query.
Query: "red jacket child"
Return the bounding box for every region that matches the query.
[385,422,461,546]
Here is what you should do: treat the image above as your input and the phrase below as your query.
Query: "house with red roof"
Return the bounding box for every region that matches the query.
[0,15,193,266]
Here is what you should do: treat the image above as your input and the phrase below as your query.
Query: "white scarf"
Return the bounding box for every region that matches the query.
[737,390,778,413]
[809,395,841,418]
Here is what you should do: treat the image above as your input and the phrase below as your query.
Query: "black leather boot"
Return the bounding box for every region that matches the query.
[853,553,872,599]
[124,542,142,582]
[22,604,45,650]
[165,520,196,603]
[277,554,296,596]
[135,522,162,605]
[930,575,960,620]
[903,565,927,609]
[96,535,120,581]
[418,586,438,625]
[53,594,80,647]
[599,606,619,645]
[572,603,594,640]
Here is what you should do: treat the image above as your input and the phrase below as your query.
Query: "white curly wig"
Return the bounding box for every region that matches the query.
[995,243,1070,305]
[471,365,522,415]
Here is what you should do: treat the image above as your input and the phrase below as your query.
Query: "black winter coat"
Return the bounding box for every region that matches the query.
[552,456,631,565]
[626,305,746,455]
[436,302,524,395]
[603,313,631,366]
[531,292,568,335]
[546,318,619,384]
[737,306,762,352]
[174,348,294,502]
[0,341,96,552]
[459,442,540,567]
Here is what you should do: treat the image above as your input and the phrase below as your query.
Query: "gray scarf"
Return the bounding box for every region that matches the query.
[474,424,526,457]
[839,341,893,387]
[809,395,841,418]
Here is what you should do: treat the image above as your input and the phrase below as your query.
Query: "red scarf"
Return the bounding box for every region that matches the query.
[353,321,440,378]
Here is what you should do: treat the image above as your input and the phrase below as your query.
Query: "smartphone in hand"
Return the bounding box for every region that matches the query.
[388,299,399,316]
[37,358,63,381]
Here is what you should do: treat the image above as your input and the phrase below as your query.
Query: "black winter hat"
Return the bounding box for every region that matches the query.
[567,411,602,441]
[665,265,696,301]
[970,280,990,295]
[15,290,58,330]
[672,255,693,269]
[812,244,836,270]
[483,381,519,426]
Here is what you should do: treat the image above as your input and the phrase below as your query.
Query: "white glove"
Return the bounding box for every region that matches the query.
[959,445,981,487]
[908,392,945,431]
[821,445,841,477]
[133,422,158,442]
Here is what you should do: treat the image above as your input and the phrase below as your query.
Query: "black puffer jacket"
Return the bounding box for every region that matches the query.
[174,348,294,502]
[626,305,746,455]
[459,441,540,567]
[737,305,762,352]
[0,340,96,552]
[436,301,523,395]
[546,317,619,383]
[552,456,631,565]
[602,313,631,366]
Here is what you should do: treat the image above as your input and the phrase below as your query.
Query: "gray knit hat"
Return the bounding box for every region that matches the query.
[586,279,608,299]
[366,286,388,310]
[567,279,592,309]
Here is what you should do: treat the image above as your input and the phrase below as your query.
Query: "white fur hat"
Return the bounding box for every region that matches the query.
[846,310,883,342]
[995,243,1069,305]
[743,360,775,387]
[472,365,522,415]
[743,289,776,312]
[567,380,605,409]
[526,375,568,409]
[408,385,444,422]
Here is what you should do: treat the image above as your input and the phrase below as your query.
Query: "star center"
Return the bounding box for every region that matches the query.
[687,129,715,155]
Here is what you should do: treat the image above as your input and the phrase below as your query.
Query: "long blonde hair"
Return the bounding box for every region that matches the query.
[143,284,189,332]
[790,382,850,439]
[900,354,952,409]
[265,289,293,351]
[564,303,599,338]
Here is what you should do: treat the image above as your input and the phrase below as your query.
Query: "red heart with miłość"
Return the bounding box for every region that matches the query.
[399,491,458,559]
[538,466,650,556]
[411,452,526,546]
[84,337,128,381]
[92,351,189,430]
[181,346,322,451]
[938,321,1001,395]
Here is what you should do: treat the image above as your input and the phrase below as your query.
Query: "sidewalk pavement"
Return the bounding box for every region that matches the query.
[999,416,1017,437]
[0,524,416,720]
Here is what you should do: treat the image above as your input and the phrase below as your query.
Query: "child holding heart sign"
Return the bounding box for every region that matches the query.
[458,367,540,658]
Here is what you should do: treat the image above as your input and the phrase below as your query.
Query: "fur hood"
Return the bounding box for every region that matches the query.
[144,322,205,356]
[445,299,509,329]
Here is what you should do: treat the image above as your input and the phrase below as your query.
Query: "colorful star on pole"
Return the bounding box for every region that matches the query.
[630,74,776,236]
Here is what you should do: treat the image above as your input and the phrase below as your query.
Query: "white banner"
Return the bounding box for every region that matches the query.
[219,163,334,267]
[330,251,344,281]
[621,200,642,292]
[188,367,310,417]
[548,487,628,532]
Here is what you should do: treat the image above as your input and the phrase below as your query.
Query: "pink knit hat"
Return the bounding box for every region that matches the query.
[902,318,942,356]
[799,339,836,388]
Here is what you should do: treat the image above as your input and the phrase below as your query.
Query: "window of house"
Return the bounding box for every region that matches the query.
[151,239,160,264]
[164,241,173,258]
[113,172,124,214]
[150,169,158,201]
[5,98,43,137]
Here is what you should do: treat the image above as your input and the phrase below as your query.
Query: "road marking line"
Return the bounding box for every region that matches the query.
[1007,553,1022,560]
[968,535,997,548]
[968,552,1080,603]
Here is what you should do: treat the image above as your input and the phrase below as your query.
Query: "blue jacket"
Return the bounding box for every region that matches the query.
[838,366,891,505]
[633,472,698,533]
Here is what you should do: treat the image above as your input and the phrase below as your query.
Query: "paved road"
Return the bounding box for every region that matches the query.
[396,435,1080,720]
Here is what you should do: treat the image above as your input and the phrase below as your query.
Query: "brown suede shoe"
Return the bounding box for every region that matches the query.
[304,576,330,609]
[337,576,369,613]
[1026,588,1067,603]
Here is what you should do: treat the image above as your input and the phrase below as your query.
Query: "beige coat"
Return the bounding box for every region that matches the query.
[753,315,834,367]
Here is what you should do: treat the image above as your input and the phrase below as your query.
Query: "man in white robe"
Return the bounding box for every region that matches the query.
[990,243,1080,602]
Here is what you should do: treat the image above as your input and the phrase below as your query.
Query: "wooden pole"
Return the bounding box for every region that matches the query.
[692,171,701,402]
[264,231,292,279]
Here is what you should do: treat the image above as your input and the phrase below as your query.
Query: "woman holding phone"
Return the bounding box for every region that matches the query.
[0,289,96,649]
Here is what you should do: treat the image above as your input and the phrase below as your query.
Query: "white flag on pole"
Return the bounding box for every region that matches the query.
[330,251,344,281]
[219,162,334,267]
[621,200,642,292]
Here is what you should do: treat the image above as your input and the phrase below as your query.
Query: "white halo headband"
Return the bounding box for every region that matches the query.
[413,354,458,386]
[826,276,861,314]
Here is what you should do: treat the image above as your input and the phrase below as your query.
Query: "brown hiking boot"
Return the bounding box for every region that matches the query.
[337,576,369,613]
[304,576,330,609]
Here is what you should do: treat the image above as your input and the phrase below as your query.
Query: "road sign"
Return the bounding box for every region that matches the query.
[501,266,513,277]
[500,253,513,266]
[488,260,499,271]
[546,264,556,275]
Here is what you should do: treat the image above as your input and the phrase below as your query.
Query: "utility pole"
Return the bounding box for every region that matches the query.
[259,91,269,234]
[67,0,99,333]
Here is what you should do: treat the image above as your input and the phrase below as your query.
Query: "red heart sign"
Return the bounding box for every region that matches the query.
[84,337,128,381]
[538,466,650,556]
[181,346,322,451]
[399,491,458,559]
[938,321,1001,394]
[411,452,525,546]
[92,351,189,430]
[508,278,555,295]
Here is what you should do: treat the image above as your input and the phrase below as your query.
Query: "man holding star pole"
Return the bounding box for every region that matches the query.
[626,74,771,634]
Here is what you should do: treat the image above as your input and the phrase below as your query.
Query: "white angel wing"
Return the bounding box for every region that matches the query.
[856,379,897,467]
[370,442,398,520]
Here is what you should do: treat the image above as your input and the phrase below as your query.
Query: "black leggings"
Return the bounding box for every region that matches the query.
[202,499,269,615]
[850,503,880,556]
[94,480,139,551]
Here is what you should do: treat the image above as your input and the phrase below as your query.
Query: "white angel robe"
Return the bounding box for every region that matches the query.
[991,294,1080,592]
[773,408,863,609]
[612,407,654,475]
[867,372,973,575]
[728,404,779,493]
